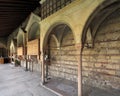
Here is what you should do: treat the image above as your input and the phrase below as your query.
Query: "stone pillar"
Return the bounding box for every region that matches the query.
[75,43,82,96]
[41,50,45,84]
[25,32,28,71]
[13,39,17,58]
[38,38,40,60]
[23,29,28,71]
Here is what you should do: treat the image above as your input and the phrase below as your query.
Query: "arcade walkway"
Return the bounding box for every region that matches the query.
[0,64,58,96]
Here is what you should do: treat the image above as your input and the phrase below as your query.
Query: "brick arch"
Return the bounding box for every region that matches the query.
[42,21,75,53]
[81,0,120,92]
[81,0,119,47]
[43,22,78,82]
[42,15,75,49]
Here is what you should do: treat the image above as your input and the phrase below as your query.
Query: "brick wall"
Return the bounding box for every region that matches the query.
[48,33,78,82]
[82,13,120,89]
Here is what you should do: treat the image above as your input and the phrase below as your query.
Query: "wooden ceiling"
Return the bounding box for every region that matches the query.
[0,0,40,37]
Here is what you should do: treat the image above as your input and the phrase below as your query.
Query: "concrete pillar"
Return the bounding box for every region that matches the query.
[75,43,82,96]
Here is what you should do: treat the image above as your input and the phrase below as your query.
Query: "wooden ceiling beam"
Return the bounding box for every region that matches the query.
[0,0,40,37]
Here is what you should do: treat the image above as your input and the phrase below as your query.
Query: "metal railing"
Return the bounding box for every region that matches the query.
[41,0,74,19]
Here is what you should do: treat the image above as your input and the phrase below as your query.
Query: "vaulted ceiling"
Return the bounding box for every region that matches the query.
[0,0,40,38]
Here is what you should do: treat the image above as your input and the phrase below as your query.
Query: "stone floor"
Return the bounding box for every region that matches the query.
[0,64,58,96]
[0,64,120,96]
[45,78,78,96]
[45,77,120,96]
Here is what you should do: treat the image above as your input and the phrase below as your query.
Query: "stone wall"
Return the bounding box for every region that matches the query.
[82,12,120,89]
[48,32,78,82]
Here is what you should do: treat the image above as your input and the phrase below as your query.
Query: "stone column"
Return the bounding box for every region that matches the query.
[22,28,28,71]
[41,50,45,84]
[25,32,28,71]
[38,38,40,60]
[75,43,82,96]
[13,39,17,58]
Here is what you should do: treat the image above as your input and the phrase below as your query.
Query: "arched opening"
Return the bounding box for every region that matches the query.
[27,22,40,72]
[44,24,77,96]
[81,0,120,95]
